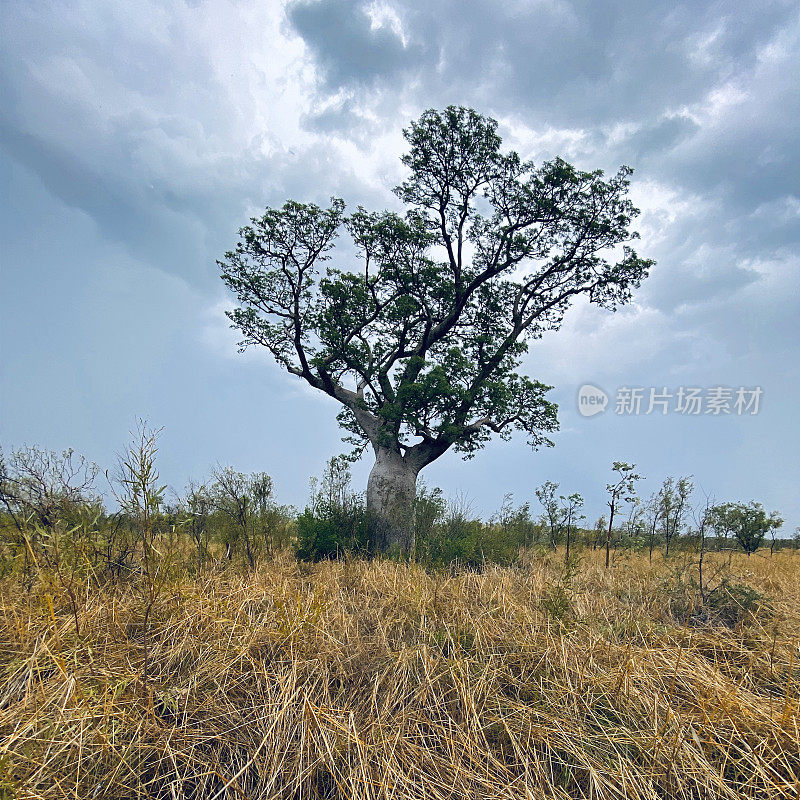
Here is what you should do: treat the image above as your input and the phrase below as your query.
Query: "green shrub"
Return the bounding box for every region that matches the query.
[541,583,573,626]
[671,576,772,629]
[417,509,521,569]
[295,501,369,561]
[703,579,771,627]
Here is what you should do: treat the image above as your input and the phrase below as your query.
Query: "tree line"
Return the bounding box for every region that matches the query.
[0,428,789,589]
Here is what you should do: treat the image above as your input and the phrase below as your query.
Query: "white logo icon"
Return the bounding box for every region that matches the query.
[577,384,608,417]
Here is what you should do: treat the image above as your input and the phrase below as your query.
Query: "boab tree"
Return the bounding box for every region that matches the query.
[219,107,653,555]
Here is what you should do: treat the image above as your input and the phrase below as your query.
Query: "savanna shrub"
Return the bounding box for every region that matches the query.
[417,503,521,569]
[703,579,771,627]
[295,500,369,561]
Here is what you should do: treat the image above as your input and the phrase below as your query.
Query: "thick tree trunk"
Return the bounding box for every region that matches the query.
[366,447,419,556]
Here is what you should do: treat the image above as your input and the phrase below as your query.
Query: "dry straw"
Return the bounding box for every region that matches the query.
[1,549,798,798]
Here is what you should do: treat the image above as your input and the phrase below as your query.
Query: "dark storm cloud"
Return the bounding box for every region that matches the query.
[621,116,700,164]
[286,0,799,325]
[288,0,797,125]
[0,2,278,278]
[288,0,426,87]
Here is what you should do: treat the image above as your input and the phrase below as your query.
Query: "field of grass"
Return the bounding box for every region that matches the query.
[1,548,798,799]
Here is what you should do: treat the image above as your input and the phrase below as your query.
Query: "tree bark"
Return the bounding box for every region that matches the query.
[366,447,419,556]
[605,505,615,569]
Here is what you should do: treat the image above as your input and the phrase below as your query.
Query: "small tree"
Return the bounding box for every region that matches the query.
[296,456,368,561]
[247,472,291,554]
[413,482,447,558]
[767,515,782,556]
[211,467,275,568]
[313,456,354,513]
[693,492,718,602]
[709,501,783,556]
[183,481,212,571]
[0,443,102,635]
[644,489,663,562]
[492,493,537,549]
[219,106,652,555]
[113,421,170,680]
[560,492,584,562]
[0,445,99,533]
[605,462,641,568]
[623,496,645,552]
[658,476,693,556]
[535,481,563,550]
[591,515,606,551]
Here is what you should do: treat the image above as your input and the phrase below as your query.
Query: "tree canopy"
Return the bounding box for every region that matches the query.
[220,106,653,479]
[709,501,783,555]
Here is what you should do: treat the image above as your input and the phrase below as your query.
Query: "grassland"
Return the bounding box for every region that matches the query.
[1,548,798,799]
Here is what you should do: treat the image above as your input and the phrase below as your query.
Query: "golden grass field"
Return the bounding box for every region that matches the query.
[1,548,798,799]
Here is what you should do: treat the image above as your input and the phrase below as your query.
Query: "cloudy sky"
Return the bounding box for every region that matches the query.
[2,0,798,531]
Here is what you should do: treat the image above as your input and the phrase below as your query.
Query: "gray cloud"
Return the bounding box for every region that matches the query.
[288,0,796,123]
[622,115,700,163]
[288,0,426,87]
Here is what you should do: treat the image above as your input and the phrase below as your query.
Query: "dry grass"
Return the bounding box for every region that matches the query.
[1,548,798,798]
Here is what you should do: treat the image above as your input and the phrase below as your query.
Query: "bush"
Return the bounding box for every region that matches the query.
[701,579,771,627]
[669,574,772,629]
[295,456,370,562]
[416,495,521,569]
[295,501,369,561]
[540,583,573,626]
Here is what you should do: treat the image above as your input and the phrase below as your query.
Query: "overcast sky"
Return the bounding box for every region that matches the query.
[1,0,798,532]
